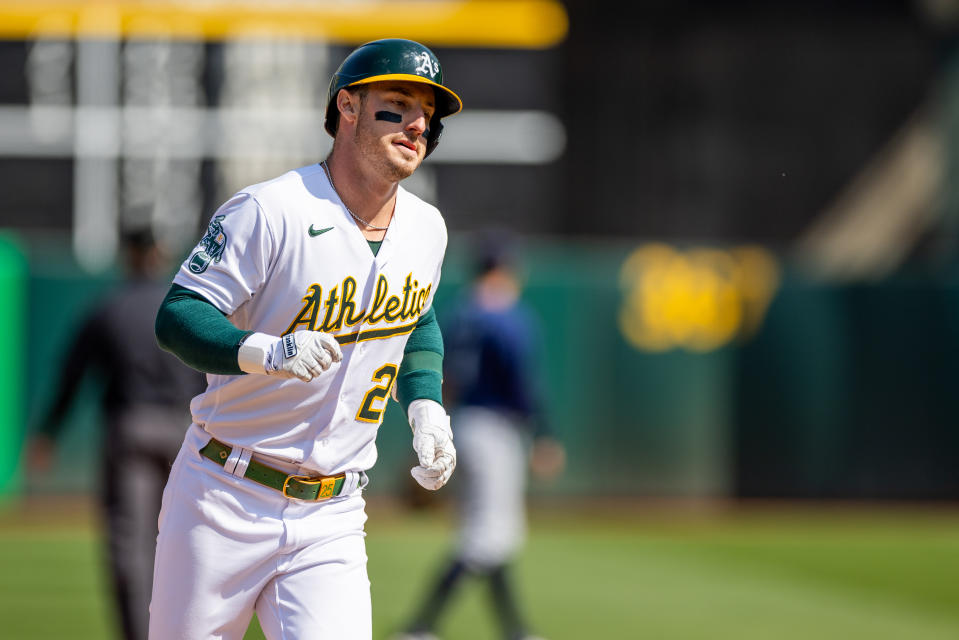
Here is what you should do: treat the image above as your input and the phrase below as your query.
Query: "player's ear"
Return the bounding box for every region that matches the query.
[337,89,360,126]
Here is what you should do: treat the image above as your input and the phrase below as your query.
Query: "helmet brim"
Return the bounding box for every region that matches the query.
[346,73,463,119]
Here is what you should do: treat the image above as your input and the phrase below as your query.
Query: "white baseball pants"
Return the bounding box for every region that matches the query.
[149,423,372,640]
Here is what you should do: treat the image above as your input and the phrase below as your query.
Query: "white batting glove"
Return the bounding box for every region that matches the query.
[408,399,456,490]
[238,331,342,382]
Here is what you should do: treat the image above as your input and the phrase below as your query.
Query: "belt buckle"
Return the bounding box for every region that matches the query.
[282,474,338,501]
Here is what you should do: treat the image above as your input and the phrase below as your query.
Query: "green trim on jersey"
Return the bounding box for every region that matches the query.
[155,284,250,375]
[335,319,417,345]
[367,239,383,256]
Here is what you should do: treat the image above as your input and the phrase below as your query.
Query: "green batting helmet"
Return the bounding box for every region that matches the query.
[324,38,463,157]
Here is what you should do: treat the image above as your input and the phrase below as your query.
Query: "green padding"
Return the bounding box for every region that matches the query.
[0,235,26,495]
[400,350,443,374]
[396,369,443,413]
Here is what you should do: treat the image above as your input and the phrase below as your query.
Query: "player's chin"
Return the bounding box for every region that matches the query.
[388,144,423,177]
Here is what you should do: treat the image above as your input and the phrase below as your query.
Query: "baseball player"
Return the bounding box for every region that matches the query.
[150,39,460,639]
[394,234,564,640]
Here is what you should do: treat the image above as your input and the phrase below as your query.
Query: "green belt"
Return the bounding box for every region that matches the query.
[199,437,347,501]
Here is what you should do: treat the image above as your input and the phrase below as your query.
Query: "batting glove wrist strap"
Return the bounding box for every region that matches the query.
[407,399,451,436]
[237,332,279,375]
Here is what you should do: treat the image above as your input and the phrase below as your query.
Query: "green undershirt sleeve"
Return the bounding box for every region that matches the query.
[396,305,444,414]
[155,283,251,375]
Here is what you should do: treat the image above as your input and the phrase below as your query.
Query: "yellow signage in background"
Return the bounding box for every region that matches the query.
[618,243,780,353]
[0,0,568,47]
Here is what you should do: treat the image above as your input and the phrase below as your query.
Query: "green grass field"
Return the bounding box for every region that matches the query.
[1,498,958,639]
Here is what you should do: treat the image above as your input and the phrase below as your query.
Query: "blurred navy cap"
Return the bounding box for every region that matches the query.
[473,229,521,276]
[121,227,157,251]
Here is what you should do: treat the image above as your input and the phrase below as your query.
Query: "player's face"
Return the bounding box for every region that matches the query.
[353,81,436,181]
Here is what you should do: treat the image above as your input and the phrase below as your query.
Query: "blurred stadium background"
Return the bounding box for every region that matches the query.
[1,0,958,638]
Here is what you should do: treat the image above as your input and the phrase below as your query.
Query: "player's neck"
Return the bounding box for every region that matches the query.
[324,152,398,234]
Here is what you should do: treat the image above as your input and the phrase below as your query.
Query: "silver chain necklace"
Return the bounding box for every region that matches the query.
[320,161,391,231]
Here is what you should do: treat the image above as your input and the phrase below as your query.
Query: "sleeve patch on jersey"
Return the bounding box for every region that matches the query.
[188,215,228,274]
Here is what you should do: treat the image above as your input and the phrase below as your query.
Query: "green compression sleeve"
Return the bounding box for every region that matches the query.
[155,284,251,375]
[396,306,444,413]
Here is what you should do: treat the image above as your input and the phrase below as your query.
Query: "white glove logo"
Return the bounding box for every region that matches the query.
[282,334,298,359]
[268,331,342,382]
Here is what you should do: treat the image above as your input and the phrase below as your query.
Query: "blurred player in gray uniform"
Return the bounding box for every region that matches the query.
[395,234,565,640]
[28,229,206,640]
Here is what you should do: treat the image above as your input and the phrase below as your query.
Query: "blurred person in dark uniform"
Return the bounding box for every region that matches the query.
[394,233,565,640]
[28,228,206,640]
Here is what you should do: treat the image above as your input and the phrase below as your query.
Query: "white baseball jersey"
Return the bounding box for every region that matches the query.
[173,162,447,475]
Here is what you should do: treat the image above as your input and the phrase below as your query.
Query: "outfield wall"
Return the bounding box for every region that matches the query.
[11,233,959,499]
